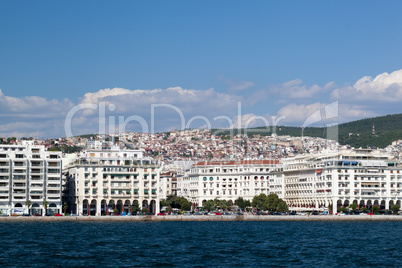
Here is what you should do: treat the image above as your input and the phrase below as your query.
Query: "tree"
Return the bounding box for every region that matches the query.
[131,203,140,214]
[26,200,32,215]
[43,201,48,215]
[372,205,380,214]
[63,202,68,215]
[203,200,215,211]
[338,206,347,213]
[350,203,358,212]
[235,197,246,210]
[251,194,268,210]
[391,205,400,215]
[277,200,288,212]
[361,207,368,213]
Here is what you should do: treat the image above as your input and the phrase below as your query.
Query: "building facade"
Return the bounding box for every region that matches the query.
[0,142,62,215]
[64,147,160,215]
[281,149,401,214]
[180,160,280,208]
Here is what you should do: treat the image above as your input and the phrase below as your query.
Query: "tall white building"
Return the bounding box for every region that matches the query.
[0,142,62,215]
[180,160,280,208]
[64,147,160,215]
[281,149,401,214]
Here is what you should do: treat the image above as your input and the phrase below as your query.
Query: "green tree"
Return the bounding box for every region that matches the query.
[43,200,48,215]
[361,207,368,213]
[391,205,400,215]
[26,200,32,215]
[277,200,288,212]
[131,203,140,214]
[252,194,268,210]
[350,203,358,212]
[372,205,380,214]
[203,200,215,211]
[235,197,246,210]
[338,206,347,213]
[63,202,68,215]
[245,200,251,208]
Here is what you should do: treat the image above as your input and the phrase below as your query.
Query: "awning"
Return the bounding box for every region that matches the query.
[361,182,379,186]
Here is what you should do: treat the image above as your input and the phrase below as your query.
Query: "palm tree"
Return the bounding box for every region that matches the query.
[26,200,32,215]
[63,202,68,216]
[43,200,48,216]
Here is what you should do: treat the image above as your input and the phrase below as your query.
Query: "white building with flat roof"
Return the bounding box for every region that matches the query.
[281,149,401,214]
[0,142,62,215]
[181,159,280,208]
[64,147,160,215]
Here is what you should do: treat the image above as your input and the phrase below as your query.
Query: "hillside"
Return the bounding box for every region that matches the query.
[212,113,402,149]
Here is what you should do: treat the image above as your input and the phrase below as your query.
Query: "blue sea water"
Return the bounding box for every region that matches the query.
[0,221,401,267]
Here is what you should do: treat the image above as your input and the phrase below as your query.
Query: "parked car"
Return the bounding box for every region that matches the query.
[368,212,375,216]
[214,212,222,215]
[54,213,63,216]
[157,212,166,216]
[22,213,30,217]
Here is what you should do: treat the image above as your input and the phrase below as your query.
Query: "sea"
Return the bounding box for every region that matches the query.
[0,221,400,267]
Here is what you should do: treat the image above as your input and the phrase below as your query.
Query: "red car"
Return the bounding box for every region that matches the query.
[214,212,222,215]
[54,213,63,216]
[368,213,375,215]
[157,212,166,216]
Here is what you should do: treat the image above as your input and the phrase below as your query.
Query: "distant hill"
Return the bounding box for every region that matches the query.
[212,113,402,149]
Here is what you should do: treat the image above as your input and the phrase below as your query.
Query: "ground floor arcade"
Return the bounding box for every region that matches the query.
[76,198,160,216]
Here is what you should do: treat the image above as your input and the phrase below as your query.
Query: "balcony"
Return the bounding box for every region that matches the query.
[30,195,43,201]
[30,169,44,174]
[30,176,44,181]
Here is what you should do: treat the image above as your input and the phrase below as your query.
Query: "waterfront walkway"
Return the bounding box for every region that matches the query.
[1,215,402,221]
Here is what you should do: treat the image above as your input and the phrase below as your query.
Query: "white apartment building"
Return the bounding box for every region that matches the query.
[281,149,401,214]
[181,160,280,208]
[64,147,160,215]
[0,141,62,215]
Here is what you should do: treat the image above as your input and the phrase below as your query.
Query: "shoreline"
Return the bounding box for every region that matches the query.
[1,215,402,222]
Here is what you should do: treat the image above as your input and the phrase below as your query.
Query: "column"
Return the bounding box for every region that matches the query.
[332,198,338,215]
[96,200,101,216]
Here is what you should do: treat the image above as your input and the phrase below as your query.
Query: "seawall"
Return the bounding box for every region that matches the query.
[1,215,402,222]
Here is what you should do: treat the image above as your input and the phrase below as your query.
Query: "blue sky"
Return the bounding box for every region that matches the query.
[1,1,402,138]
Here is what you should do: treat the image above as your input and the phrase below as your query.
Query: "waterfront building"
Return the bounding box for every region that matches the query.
[0,141,62,215]
[181,160,280,208]
[159,170,179,200]
[281,149,401,214]
[64,146,160,215]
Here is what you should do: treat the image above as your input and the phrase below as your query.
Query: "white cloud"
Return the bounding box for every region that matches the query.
[231,113,271,129]
[277,103,326,124]
[219,76,255,92]
[270,79,334,99]
[332,69,402,102]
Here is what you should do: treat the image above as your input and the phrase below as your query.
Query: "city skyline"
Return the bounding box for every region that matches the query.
[1,1,402,138]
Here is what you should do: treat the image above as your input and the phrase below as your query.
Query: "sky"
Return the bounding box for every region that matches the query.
[0,1,402,138]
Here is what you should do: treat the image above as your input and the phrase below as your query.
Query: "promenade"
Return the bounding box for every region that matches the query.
[1,215,402,222]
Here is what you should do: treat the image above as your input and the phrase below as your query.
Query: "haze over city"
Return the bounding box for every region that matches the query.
[1,1,402,138]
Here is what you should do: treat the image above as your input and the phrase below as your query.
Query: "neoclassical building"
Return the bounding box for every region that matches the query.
[0,141,62,215]
[280,149,401,214]
[64,147,160,215]
[180,159,280,208]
